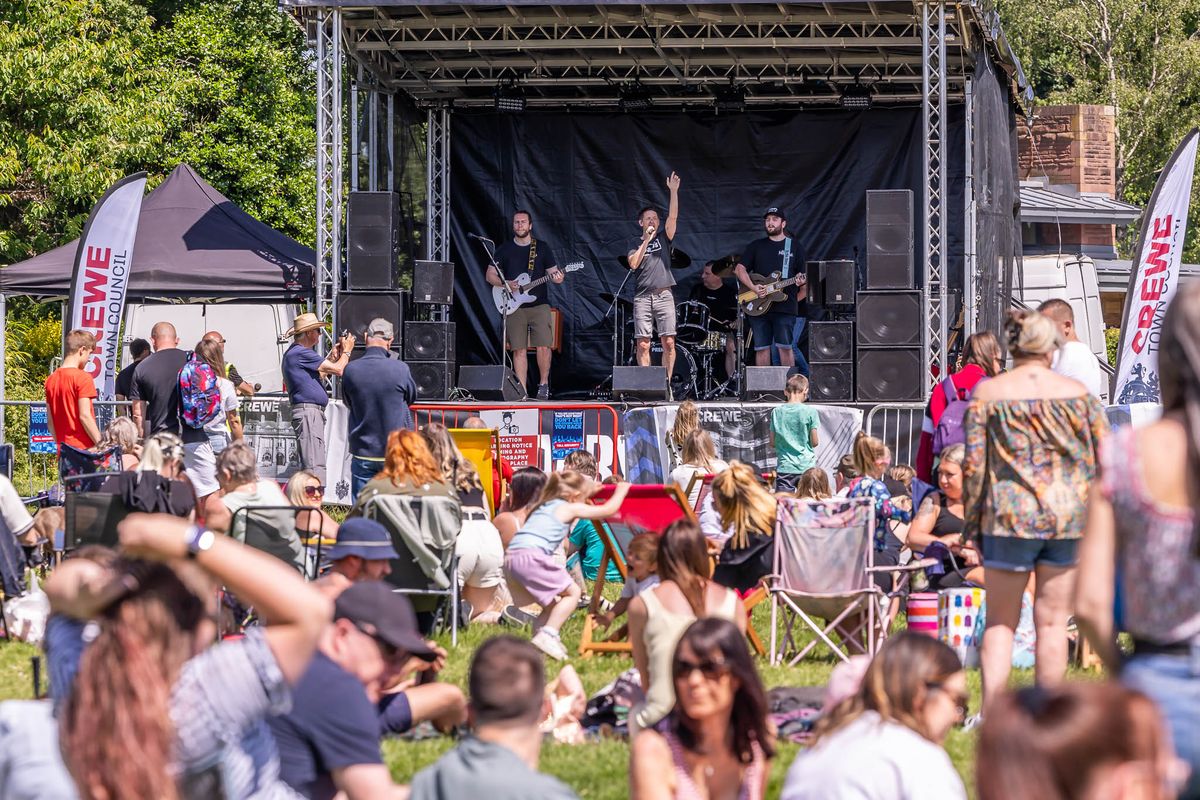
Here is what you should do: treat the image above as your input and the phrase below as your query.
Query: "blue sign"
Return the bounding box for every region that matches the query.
[29,404,56,454]
[551,410,585,461]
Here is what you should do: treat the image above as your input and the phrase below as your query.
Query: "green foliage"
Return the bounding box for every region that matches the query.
[1106,326,1121,366]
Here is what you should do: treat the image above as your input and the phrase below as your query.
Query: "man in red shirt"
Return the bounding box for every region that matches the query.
[44,329,101,451]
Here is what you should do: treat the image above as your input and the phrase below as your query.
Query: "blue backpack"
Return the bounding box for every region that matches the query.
[178,354,222,429]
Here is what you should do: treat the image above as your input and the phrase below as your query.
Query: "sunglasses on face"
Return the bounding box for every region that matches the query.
[304,485,326,497]
[674,655,731,681]
[926,681,969,718]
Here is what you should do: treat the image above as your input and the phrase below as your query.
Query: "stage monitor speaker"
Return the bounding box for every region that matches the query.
[865,189,914,289]
[404,321,456,361]
[612,366,668,401]
[458,365,524,401]
[347,192,399,290]
[856,347,923,402]
[810,362,854,403]
[413,260,455,305]
[809,321,854,363]
[856,290,921,347]
[337,291,405,354]
[823,260,857,305]
[411,361,453,400]
[743,366,791,401]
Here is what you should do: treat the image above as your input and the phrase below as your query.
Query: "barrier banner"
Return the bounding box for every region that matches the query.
[1114,130,1198,404]
[238,396,301,486]
[66,173,147,417]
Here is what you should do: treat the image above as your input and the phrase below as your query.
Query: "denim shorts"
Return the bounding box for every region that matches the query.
[1122,649,1200,799]
[980,535,1078,572]
[749,311,795,350]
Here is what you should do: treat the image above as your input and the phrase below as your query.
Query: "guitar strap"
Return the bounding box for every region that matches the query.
[527,238,538,272]
[781,237,793,280]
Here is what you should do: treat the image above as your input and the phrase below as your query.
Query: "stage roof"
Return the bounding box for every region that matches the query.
[282,1,1031,110]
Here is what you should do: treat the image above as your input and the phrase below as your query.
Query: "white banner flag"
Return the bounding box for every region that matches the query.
[1113,131,1198,404]
[66,172,147,404]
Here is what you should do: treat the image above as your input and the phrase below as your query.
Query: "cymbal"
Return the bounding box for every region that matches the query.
[599,292,633,308]
[710,253,739,277]
[670,248,692,270]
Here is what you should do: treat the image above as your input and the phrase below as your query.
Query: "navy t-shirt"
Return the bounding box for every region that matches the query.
[282,343,329,407]
[741,236,806,316]
[269,652,383,800]
[494,239,558,306]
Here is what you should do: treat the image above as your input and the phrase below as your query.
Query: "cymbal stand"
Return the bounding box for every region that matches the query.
[735,303,746,399]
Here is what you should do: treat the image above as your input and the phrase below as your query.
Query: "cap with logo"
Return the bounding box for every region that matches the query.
[763,207,787,221]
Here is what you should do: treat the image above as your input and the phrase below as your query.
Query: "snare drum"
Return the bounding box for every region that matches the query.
[676,301,710,345]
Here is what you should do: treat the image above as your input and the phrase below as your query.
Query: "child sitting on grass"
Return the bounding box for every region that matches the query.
[594,532,660,630]
[504,470,630,661]
[771,373,820,494]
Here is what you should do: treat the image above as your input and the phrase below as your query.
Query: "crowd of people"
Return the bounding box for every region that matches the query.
[3,289,1196,800]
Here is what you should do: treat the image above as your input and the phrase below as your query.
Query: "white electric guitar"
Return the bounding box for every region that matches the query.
[492,262,584,314]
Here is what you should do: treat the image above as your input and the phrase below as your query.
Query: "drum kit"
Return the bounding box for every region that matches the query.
[602,251,742,400]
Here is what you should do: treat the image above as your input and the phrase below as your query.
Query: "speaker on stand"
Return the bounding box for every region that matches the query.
[865,190,914,289]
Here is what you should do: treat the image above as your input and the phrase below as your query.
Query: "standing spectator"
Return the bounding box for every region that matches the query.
[964,310,1108,715]
[113,337,150,408]
[129,322,188,437]
[341,319,417,501]
[666,400,699,472]
[44,329,101,452]
[781,633,967,800]
[195,336,243,455]
[846,433,912,592]
[179,338,241,500]
[281,312,355,484]
[269,581,431,799]
[770,373,819,493]
[1038,298,1105,398]
[203,331,258,396]
[630,618,773,800]
[409,636,578,800]
[1075,282,1200,797]
[915,330,1003,483]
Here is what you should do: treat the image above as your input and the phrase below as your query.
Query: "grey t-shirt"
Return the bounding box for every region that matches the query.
[410,737,577,800]
[628,233,676,295]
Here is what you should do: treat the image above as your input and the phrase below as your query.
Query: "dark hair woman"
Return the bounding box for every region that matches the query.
[493,466,548,549]
[631,617,773,800]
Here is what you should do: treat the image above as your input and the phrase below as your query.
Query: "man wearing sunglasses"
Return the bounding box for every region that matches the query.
[269,581,429,800]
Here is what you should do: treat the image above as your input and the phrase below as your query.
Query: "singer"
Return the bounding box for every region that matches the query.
[627,171,681,389]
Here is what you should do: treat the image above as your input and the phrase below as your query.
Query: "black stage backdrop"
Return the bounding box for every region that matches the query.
[449,105,966,394]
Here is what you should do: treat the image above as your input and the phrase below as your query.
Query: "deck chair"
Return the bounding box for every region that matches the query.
[57,444,121,494]
[361,493,463,646]
[64,492,130,551]
[683,472,715,512]
[229,505,309,576]
[768,497,889,665]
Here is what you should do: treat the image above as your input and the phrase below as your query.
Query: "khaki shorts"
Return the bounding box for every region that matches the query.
[634,288,677,339]
[506,303,554,350]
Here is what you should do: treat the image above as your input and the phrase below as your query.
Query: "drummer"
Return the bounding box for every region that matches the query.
[689,259,738,380]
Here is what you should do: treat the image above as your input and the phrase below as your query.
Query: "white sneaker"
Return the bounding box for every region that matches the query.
[531,629,569,661]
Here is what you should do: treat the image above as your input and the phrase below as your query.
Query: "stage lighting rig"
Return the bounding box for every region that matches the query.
[713,83,746,113]
[839,82,873,111]
[494,80,527,113]
[618,82,653,112]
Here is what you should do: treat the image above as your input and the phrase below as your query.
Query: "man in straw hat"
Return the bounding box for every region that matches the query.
[282,312,355,483]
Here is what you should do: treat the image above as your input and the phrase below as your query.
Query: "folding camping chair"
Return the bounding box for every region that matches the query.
[57,444,121,494]
[229,505,320,579]
[362,493,463,646]
[768,496,927,665]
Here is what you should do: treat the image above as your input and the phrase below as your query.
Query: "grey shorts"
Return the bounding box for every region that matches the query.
[506,303,554,351]
[634,288,676,339]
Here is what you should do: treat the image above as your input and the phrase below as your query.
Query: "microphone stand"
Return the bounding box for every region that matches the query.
[471,234,508,372]
[606,267,636,369]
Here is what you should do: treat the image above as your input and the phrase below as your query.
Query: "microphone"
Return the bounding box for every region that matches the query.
[468,232,483,239]
[646,225,657,238]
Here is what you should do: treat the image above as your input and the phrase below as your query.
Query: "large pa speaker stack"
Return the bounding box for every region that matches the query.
[337,291,408,362]
[808,321,854,402]
[405,321,456,400]
[857,190,922,401]
[347,192,400,290]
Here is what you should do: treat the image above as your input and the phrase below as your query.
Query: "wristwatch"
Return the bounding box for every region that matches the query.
[185,524,216,559]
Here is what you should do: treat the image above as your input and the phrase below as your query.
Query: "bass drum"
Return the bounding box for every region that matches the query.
[627,343,697,400]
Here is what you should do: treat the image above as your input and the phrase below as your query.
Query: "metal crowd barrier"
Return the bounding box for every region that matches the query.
[863,403,926,469]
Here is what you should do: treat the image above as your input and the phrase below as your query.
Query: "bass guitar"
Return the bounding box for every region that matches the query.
[493,262,584,315]
[737,272,807,317]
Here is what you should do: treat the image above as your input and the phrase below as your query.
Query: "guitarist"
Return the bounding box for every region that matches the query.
[485,209,563,400]
[734,206,806,370]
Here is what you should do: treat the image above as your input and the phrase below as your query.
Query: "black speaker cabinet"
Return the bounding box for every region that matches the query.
[857,290,921,347]
[403,321,456,361]
[612,366,668,401]
[410,361,453,400]
[336,291,406,355]
[743,366,791,401]
[458,365,524,401]
[413,260,455,305]
[809,362,854,402]
[809,321,854,363]
[856,347,923,402]
[865,189,914,289]
[823,260,857,305]
[347,192,399,290]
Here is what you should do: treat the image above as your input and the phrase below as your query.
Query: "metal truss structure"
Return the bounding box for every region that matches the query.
[288,1,1028,396]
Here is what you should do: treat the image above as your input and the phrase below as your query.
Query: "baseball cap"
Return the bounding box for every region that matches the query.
[763,206,787,220]
[328,518,400,561]
[335,581,436,661]
[365,318,395,339]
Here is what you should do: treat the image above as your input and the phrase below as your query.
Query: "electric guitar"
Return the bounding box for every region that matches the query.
[492,262,584,314]
[738,272,808,317]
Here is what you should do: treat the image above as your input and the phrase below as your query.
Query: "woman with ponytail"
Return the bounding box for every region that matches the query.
[964,309,1108,716]
[1076,282,1200,797]
[845,433,913,591]
[709,462,777,594]
[628,520,745,734]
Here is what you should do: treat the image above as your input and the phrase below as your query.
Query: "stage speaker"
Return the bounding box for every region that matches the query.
[865,189,914,289]
[809,321,854,363]
[612,366,668,401]
[856,290,921,347]
[809,362,854,402]
[410,361,453,400]
[404,321,455,361]
[856,347,923,402]
[337,291,406,355]
[743,366,791,401]
[413,260,455,305]
[823,260,856,305]
[347,192,399,290]
[458,365,524,401]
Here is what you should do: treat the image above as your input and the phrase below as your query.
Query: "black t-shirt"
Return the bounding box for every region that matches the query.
[688,281,739,330]
[100,471,196,517]
[627,232,676,295]
[269,652,384,800]
[114,359,140,399]
[129,349,205,444]
[494,239,558,305]
[740,236,807,316]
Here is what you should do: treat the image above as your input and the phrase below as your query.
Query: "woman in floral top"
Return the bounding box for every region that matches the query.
[964,309,1108,714]
[846,433,912,592]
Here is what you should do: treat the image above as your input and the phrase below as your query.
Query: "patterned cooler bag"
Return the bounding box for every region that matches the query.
[906,592,940,638]
[938,587,986,668]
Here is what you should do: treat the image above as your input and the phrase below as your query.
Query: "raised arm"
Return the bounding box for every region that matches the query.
[564,482,631,521]
[664,172,680,241]
[319,332,356,378]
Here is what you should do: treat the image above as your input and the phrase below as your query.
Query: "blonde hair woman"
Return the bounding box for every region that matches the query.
[709,462,776,594]
[99,431,196,518]
[846,433,912,591]
[285,469,339,546]
[669,428,728,507]
[96,416,141,470]
[666,401,700,471]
